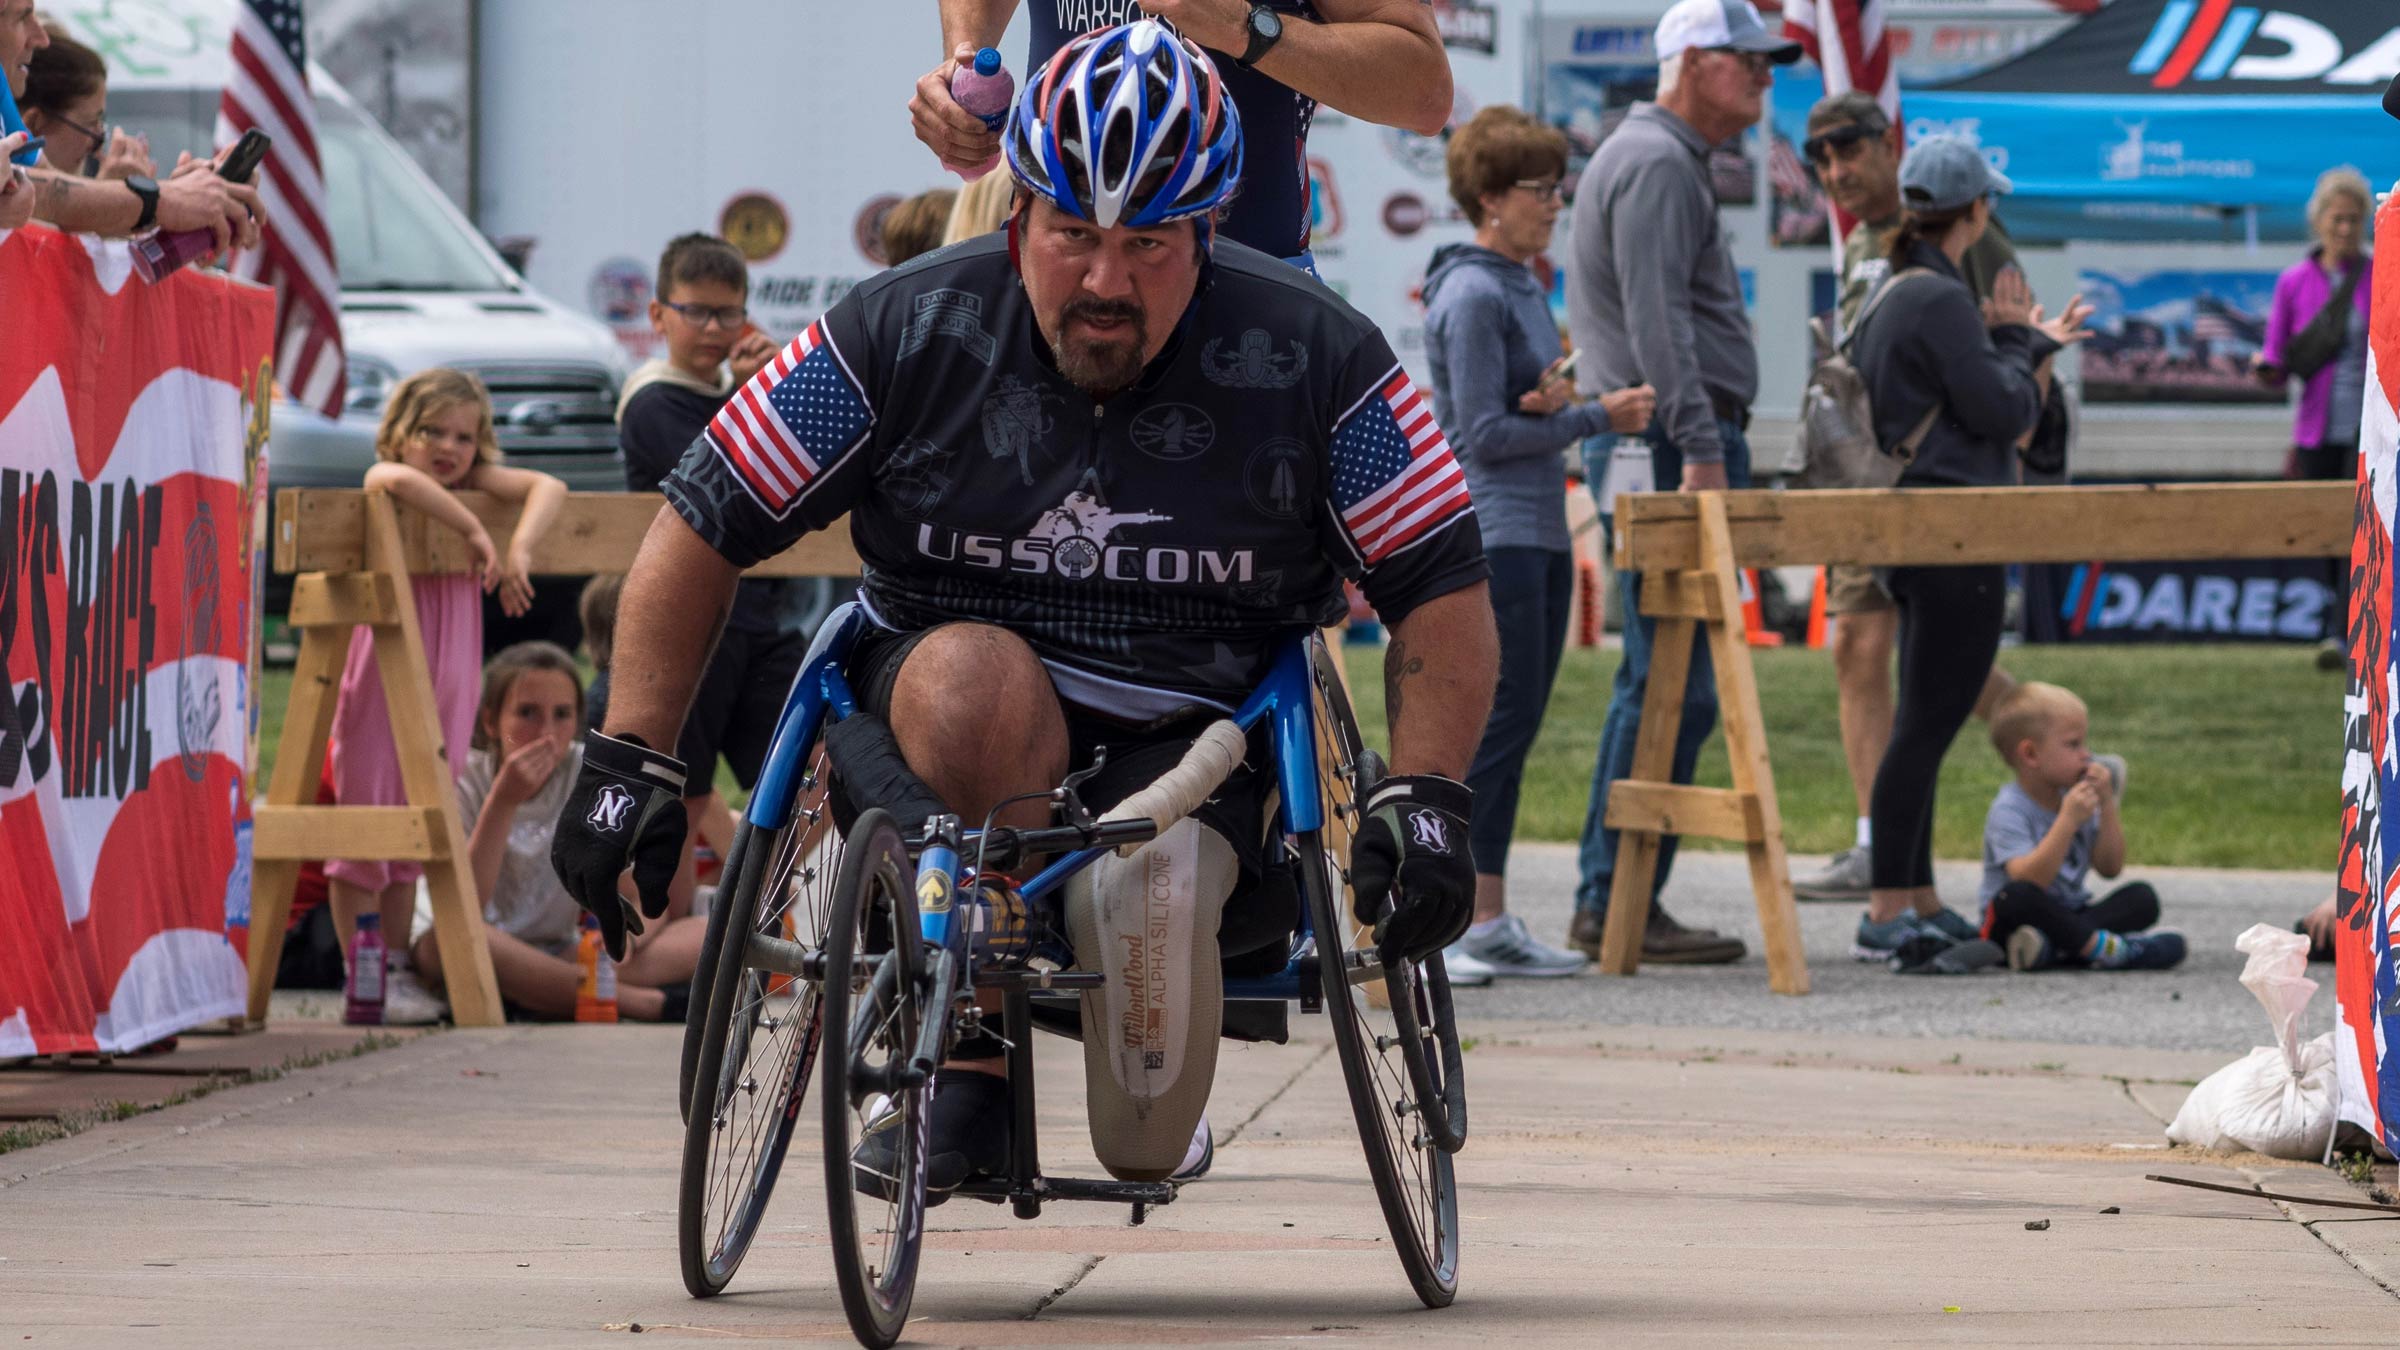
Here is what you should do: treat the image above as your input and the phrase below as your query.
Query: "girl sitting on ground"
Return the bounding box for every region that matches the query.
[409,641,703,1021]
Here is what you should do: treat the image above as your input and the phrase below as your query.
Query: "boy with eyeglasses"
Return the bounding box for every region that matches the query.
[607,232,799,915]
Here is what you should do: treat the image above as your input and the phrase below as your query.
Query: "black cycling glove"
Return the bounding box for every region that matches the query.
[550,730,689,960]
[1347,774,1475,963]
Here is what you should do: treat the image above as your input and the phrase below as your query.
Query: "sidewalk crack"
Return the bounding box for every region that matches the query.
[1217,1043,1333,1148]
[1027,1253,1105,1319]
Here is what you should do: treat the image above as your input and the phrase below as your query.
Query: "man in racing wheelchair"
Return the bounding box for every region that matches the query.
[552,19,1497,1198]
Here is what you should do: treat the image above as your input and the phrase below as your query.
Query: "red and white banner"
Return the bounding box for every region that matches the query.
[0,224,274,1057]
[2335,186,2400,1153]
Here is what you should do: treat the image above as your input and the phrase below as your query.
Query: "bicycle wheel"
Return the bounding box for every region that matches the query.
[681,740,833,1124]
[1297,639,1463,1308]
[820,808,929,1349]
[676,745,843,1298]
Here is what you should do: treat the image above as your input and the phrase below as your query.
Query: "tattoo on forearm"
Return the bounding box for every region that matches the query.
[34,173,72,209]
[1384,637,1424,723]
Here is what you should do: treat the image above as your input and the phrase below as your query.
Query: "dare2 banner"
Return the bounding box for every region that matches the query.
[2335,186,2400,1156]
[0,224,272,1056]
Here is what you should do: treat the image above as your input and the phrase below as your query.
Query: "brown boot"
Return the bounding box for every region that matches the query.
[1568,905,1747,965]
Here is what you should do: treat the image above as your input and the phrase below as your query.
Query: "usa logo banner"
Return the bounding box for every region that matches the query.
[2334,187,2400,1154]
[0,225,274,1056]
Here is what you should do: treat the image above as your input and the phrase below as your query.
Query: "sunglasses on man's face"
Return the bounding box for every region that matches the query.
[1802,123,1883,168]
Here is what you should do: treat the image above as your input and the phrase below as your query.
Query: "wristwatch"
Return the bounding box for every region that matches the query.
[125,173,159,232]
[1237,3,1284,68]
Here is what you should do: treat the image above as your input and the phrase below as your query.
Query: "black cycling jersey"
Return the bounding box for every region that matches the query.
[1029,2,1320,260]
[658,234,1486,721]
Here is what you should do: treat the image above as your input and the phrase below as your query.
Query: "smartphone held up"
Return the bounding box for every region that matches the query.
[130,128,271,284]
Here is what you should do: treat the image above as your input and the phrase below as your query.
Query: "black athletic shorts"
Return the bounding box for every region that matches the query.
[846,623,1298,965]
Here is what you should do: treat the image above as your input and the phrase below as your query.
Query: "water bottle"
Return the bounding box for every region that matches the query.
[951,48,1015,132]
[344,914,386,1026]
[966,877,1034,966]
[576,913,619,1023]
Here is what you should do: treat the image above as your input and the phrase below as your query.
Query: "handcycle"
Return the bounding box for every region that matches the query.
[672,603,1468,1347]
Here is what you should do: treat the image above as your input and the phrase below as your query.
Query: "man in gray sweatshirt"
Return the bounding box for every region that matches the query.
[1561,0,1797,963]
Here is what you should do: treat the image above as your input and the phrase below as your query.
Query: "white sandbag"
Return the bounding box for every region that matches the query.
[2164,924,2335,1160]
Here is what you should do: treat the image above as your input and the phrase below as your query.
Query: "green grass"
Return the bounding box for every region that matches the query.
[1343,641,2343,871]
[251,640,2344,872]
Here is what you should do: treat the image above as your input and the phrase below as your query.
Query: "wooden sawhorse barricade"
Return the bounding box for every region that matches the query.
[1599,481,2354,996]
[246,488,861,1028]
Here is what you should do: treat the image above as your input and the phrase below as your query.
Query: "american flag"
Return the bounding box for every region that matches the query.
[1331,366,1470,566]
[704,321,874,515]
[1783,1,1900,270]
[215,0,345,418]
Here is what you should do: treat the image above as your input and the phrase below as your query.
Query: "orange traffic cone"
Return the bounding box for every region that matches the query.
[1805,566,1829,649]
[1740,569,1784,648]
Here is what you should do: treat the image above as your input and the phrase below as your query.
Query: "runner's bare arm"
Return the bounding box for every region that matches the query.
[916,0,1020,173]
[939,0,1013,50]
[1379,581,1496,780]
[603,507,740,754]
[1139,0,1452,136]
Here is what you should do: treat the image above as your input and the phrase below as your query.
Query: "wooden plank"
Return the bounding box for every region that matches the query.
[362,492,505,1029]
[275,489,863,578]
[246,623,347,1024]
[1604,782,1761,842]
[1695,494,1809,996]
[1636,571,1725,622]
[1595,609,1698,976]
[1617,482,2351,572]
[253,806,446,862]
[286,572,396,628]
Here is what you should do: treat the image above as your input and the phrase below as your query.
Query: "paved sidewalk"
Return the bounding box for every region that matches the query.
[4,1002,2394,1347]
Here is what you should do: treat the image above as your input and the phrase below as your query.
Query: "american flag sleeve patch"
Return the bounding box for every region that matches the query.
[703,321,875,516]
[1330,365,1473,565]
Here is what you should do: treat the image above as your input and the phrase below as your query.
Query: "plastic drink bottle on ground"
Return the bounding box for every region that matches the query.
[344,914,386,1026]
[576,913,619,1023]
[952,48,1015,131]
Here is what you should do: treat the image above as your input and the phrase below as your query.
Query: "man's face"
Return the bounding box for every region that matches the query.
[1019,197,1202,400]
[1,2,48,99]
[1814,126,1901,222]
[1687,47,1774,131]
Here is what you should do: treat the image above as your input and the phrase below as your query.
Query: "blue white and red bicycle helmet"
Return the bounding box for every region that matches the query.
[1003,19,1245,231]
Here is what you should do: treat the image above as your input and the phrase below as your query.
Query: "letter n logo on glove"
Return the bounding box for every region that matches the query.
[1406,808,1452,853]
[589,783,637,834]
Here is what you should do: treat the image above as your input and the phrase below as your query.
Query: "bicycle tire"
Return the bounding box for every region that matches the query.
[675,776,843,1298]
[820,809,929,1349]
[1299,641,1463,1307]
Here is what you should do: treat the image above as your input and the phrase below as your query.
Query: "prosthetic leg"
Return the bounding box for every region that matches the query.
[1064,818,1237,1181]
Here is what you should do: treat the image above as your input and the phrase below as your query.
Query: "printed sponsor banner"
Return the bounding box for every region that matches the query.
[0,225,271,1057]
[2077,268,2284,404]
[2334,185,2400,1156]
[2020,557,2334,644]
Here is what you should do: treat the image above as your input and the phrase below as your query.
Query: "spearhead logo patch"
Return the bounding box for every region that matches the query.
[589,783,637,834]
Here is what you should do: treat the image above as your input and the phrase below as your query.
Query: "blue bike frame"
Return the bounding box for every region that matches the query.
[743,604,1336,1005]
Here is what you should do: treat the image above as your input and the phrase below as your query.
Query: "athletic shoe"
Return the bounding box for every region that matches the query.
[1172,1114,1213,1182]
[1914,907,1980,943]
[1791,846,1872,901]
[853,1067,1010,1206]
[2089,930,2186,971]
[2094,753,2128,803]
[1853,911,1924,961]
[1890,936,2003,975]
[1454,913,1588,978]
[2005,927,2054,972]
[1440,944,1497,987]
[381,964,446,1026]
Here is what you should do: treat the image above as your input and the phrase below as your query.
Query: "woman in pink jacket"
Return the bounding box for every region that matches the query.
[2257,166,2373,661]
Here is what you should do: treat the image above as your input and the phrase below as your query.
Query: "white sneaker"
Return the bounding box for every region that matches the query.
[1171,1113,1213,1182]
[1440,943,1497,987]
[1455,913,1589,978]
[382,963,448,1026]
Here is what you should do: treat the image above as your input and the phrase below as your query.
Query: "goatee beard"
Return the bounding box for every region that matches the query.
[1055,297,1148,398]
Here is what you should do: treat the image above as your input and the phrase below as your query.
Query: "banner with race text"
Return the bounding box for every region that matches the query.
[0,223,273,1056]
[2335,187,2400,1155]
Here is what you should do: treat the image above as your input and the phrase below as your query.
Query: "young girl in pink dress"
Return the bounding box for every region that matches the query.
[327,369,567,1023]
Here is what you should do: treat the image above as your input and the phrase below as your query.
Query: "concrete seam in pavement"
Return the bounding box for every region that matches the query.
[2237,1164,2400,1304]
[1027,1252,1106,1320]
[2116,1076,2171,1127]
[1216,1042,1331,1147]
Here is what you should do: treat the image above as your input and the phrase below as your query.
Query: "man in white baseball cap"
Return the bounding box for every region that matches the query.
[1558,0,1798,965]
